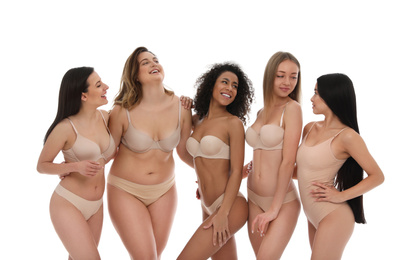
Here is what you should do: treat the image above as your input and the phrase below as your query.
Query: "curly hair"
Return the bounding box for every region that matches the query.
[193,62,254,124]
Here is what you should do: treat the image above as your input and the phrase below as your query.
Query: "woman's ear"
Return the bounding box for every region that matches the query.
[81,92,88,101]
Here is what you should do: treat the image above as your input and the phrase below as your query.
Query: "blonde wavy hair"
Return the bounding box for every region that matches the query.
[114,46,173,109]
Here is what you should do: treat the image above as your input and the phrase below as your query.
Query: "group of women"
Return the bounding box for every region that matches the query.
[37,46,384,260]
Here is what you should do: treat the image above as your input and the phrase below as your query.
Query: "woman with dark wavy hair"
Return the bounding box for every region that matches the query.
[296,73,384,259]
[107,47,192,259]
[37,67,115,259]
[178,62,254,260]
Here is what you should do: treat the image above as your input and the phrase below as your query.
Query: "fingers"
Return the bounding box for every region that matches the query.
[312,182,327,189]
[84,161,102,176]
[213,229,230,247]
[251,215,268,237]
[180,95,194,109]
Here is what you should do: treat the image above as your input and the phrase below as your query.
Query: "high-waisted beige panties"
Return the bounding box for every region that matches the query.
[108,174,175,206]
[54,184,103,220]
[201,192,244,216]
[247,187,298,212]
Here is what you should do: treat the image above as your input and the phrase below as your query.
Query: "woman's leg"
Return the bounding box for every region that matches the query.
[49,192,101,260]
[256,199,300,260]
[87,205,104,246]
[311,205,355,260]
[148,184,178,259]
[178,196,248,260]
[308,220,316,249]
[247,200,264,255]
[107,184,157,260]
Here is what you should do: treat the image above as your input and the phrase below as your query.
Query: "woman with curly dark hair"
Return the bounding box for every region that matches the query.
[178,63,254,260]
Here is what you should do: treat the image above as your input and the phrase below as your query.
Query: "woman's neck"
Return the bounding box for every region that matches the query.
[140,83,167,105]
[207,99,229,119]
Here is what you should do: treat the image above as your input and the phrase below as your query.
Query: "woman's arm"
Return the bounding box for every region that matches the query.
[108,105,125,149]
[176,104,194,168]
[312,129,384,203]
[37,120,101,176]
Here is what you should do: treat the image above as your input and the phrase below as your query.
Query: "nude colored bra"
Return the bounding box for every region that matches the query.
[186,135,230,159]
[121,100,181,153]
[62,110,116,162]
[245,104,287,150]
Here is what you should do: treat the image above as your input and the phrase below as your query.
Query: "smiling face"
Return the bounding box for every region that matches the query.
[211,71,238,106]
[273,59,299,98]
[137,51,164,84]
[82,71,109,107]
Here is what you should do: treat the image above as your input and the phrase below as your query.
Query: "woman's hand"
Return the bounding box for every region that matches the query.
[203,213,231,247]
[180,95,194,110]
[75,160,102,177]
[311,182,345,203]
[251,210,278,236]
[59,172,70,180]
[242,160,253,179]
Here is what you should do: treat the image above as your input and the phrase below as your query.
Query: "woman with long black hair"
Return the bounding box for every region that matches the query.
[296,73,384,260]
[37,67,115,259]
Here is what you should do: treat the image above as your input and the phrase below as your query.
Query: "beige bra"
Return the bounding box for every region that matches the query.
[186,135,230,159]
[121,100,181,153]
[245,104,286,151]
[62,110,116,162]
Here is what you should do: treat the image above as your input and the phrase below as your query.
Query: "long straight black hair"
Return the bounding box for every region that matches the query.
[317,73,366,224]
[43,67,94,144]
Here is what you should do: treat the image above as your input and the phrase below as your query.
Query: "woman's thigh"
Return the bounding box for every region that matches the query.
[107,184,157,260]
[257,199,300,260]
[178,196,248,260]
[148,184,178,257]
[50,192,100,260]
[311,205,355,260]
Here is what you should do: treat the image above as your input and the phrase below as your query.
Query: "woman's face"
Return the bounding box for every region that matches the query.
[273,59,299,98]
[82,71,109,107]
[137,51,164,84]
[310,83,328,115]
[212,71,238,106]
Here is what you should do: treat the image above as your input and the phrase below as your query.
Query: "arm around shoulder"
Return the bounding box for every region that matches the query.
[108,105,126,148]
[176,105,194,167]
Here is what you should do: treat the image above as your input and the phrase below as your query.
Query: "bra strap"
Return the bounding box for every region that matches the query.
[66,118,78,134]
[333,127,348,138]
[178,99,182,127]
[125,109,132,123]
[99,110,108,127]
[279,102,289,127]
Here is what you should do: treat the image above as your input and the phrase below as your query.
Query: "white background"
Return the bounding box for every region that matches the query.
[1,0,409,259]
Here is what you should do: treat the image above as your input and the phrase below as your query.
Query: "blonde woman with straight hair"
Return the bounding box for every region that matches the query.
[244,52,302,259]
[107,47,192,259]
